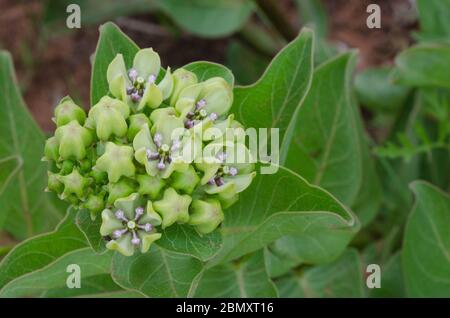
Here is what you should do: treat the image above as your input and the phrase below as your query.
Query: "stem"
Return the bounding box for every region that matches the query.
[254,0,298,41]
[237,21,281,58]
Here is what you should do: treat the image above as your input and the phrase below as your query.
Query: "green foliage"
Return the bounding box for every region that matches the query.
[415,0,450,43]
[157,0,254,38]
[0,52,66,240]
[275,249,365,297]
[403,181,450,297]
[354,67,410,113]
[1,0,449,297]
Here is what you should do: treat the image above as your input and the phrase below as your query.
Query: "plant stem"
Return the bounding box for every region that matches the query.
[237,21,281,58]
[254,0,298,41]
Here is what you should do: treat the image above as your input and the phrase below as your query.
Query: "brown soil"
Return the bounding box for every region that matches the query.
[0,0,416,133]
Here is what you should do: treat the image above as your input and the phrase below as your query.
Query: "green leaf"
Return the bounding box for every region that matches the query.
[284,53,362,206]
[231,29,314,162]
[209,166,359,266]
[370,252,405,298]
[394,44,450,89]
[184,61,235,86]
[76,209,107,254]
[43,0,157,27]
[416,0,450,43]
[355,67,410,112]
[0,208,87,289]
[43,273,141,298]
[403,181,450,297]
[157,0,254,38]
[158,224,222,261]
[275,249,365,297]
[111,245,203,297]
[0,248,113,297]
[0,51,66,239]
[193,250,277,297]
[91,22,139,105]
[349,93,382,226]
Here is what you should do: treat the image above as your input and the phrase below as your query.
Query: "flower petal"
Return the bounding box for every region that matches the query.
[137,82,163,110]
[139,233,162,253]
[133,48,161,79]
[106,233,134,256]
[157,67,174,100]
[100,209,123,236]
[133,124,157,151]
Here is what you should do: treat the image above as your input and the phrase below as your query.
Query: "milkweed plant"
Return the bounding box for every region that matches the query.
[0,10,448,298]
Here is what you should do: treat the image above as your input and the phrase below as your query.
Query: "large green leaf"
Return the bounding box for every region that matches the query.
[91,22,139,104]
[275,249,365,297]
[0,248,113,297]
[0,208,87,289]
[111,245,203,297]
[284,53,362,206]
[193,250,277,297]
[370,252,405,298]
[158,224,222,262]
[403,181,450,297]
[416,0,450,43]
[76,209,107,254]
[209,166,359,266]
[0,51,65,239]
[157,0,254,38]
[354,67,410,113]
[231,29,314,162]
[394,44,450,89]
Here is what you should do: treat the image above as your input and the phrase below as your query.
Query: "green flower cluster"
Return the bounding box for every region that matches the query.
[44,48,256,256]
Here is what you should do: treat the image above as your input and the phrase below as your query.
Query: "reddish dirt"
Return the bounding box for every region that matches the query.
[0,0,416,133]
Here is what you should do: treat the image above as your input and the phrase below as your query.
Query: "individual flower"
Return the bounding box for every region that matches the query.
[174,77,233,131]
[107,48,173,111]
[57,168,91,200]
[197,140,256,205]
[86,96,130,141]
[94,142,135,183]
[54,120,93,160]
[133,112,200,179]
[188,199,224,234]
[100,193,162,256]
[153,188,192,229]
[53,96,86,127]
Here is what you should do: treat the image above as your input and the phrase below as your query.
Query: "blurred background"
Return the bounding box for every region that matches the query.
[0,0,417,133]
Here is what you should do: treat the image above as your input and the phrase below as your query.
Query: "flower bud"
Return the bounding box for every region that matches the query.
[153,188,192,228]
[188,199,224,234]
[127,113,150,141]
[90,169,108,184]
[107,178,136,206]
[53,96,86,127]
[79,158,92,174]
[136,174,165,200]
[170,165,200,194]
[59,159,75,175]
[169,68,198,106]
[46,171,63,194]
[55,120,93,160]
[94,142,135,183]
[43,137,59,162]
[83,192,106,220]
[57,168,90,199]
[88,96,130,141]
